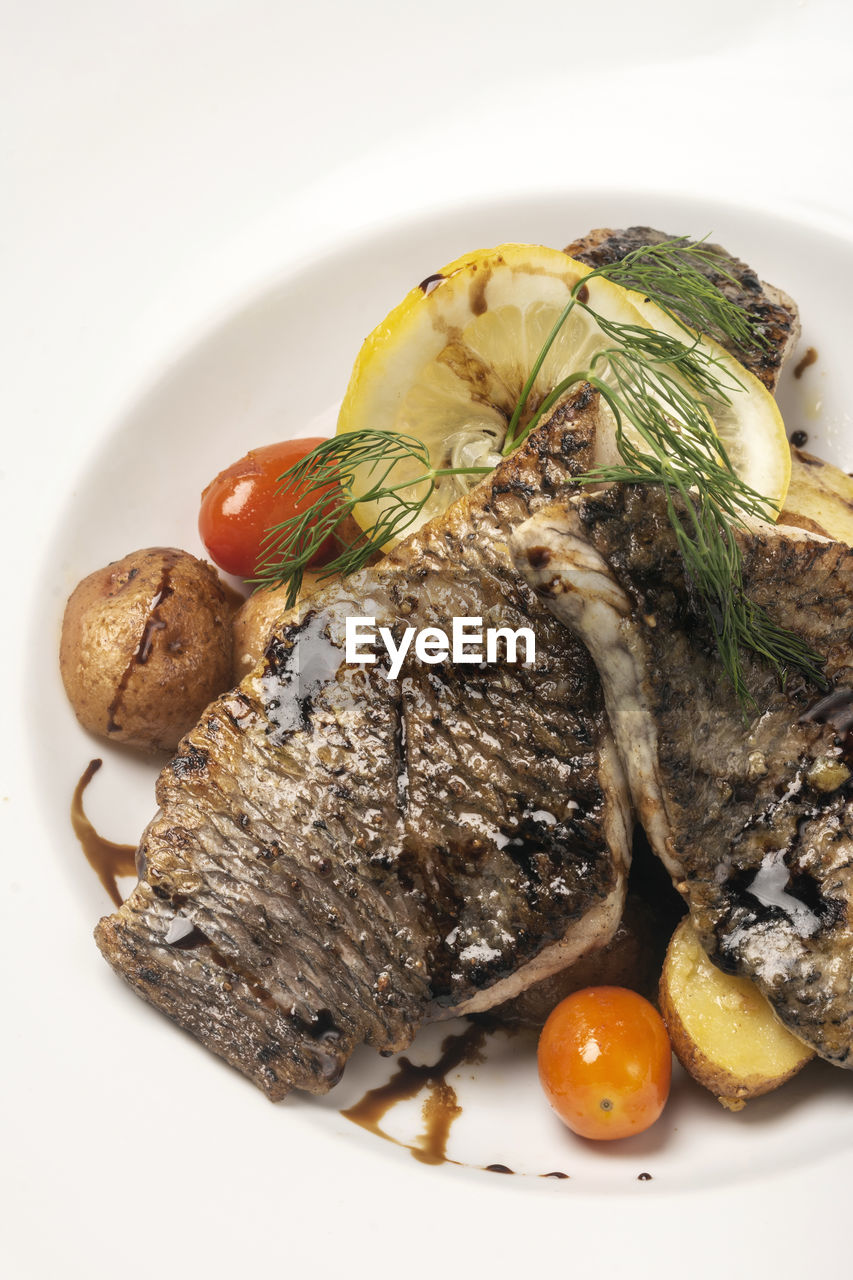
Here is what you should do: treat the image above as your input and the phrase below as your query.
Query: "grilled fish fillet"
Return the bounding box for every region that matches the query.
[94,229,801,1096]
[513,484,853,1065]
[96,386,632,1099]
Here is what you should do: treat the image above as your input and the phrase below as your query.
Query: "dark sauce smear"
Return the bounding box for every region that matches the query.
[418,272,444,295]
[341,1021,487,1165]
[71,760,137,907]
[793,347,818,379]
[800,685,853,732]
[342,1021,577,1179]
[800,686,853,757]
[106,558,177,732]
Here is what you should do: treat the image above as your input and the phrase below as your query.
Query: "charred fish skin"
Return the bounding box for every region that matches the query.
[512,486,853,1066]
[95,385,632,1099]
[567,226,800,393]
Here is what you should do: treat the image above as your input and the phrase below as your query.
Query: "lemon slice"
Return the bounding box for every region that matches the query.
[336,243,790,540]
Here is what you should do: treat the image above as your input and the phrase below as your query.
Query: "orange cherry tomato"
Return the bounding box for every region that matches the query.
[198,438,340,578]
[537,986,672,1141]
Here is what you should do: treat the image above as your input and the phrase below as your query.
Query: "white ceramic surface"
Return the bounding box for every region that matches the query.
[31,190,853,1208]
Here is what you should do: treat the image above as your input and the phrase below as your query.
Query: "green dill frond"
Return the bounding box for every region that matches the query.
[583,235,768,355]
[572,347,827,704]
[252,430,490,606]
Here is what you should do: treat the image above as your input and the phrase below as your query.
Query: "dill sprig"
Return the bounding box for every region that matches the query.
[571,350,827,706]
[252,430,491,608]
[505,236,757,454]
[253,235,827,702]
[581,235,762,352]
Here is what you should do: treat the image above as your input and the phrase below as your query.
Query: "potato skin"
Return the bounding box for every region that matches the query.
[780,448,853,545]
[60,548,236,753]
[658,918,813,1110]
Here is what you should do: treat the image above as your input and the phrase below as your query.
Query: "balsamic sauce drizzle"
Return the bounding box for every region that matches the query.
[71,760,137,906]
[800,686,853,757]
[800,686,853,735]
[793,346,818,379]
[342,1022,643,1182]
[341,1021,488,1165]
[106,557,177,732]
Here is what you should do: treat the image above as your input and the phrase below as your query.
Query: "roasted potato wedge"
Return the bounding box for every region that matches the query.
[659,918,814,1110]
[780,448,853,545]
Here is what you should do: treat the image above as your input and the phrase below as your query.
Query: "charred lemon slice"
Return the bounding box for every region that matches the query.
[336,243,789,542]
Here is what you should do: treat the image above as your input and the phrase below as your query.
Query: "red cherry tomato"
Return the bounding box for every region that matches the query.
[198,438,340,578]
[537,986,672,1141]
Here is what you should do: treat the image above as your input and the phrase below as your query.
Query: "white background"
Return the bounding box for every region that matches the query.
[2,2,852,1276]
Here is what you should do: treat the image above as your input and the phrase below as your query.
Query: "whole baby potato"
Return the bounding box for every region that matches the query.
[60,548,237,753]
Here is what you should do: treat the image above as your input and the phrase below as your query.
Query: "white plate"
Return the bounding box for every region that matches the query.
[28,192,853,1270]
